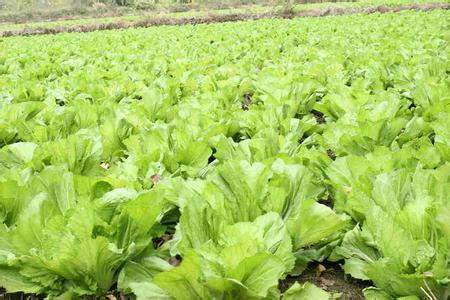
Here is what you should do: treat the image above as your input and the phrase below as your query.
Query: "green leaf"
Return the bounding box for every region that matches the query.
[118,256,172,294]
[288,199,350,250]
[228,253,286,298]
[128,282,171,300]
[363,287,392,300]
[0,266,42,294]
[154,251,209,300]
[282,282,330,300]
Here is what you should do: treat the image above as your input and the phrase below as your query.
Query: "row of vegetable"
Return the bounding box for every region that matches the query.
[0,9,448,299]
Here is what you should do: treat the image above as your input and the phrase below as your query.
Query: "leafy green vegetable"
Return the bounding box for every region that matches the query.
[0,8,448,299]
[282,282,331,300]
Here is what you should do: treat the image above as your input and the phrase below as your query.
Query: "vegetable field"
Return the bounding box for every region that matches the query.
[0,9,449,299]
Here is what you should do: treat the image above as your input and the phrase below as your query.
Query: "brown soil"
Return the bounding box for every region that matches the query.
[0,289,44,300]
[0,2,269,25]
[0,6,130,25]
[311,109,326,124]
[279,262,371,299]
[1,3,448,37]
[242,93,253,111]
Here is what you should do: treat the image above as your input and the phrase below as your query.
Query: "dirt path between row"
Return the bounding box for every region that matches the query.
[1,3,448,37]
[279,261,370,299]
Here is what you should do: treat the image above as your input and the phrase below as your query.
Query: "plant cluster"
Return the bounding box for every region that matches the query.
[0,9,448,299]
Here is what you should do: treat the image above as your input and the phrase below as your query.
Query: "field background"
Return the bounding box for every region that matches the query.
[0,0,446,33]
[0,0,445,25]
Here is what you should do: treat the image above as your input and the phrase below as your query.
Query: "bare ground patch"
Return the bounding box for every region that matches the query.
[0,3,448,37]
[279,261,371,299]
